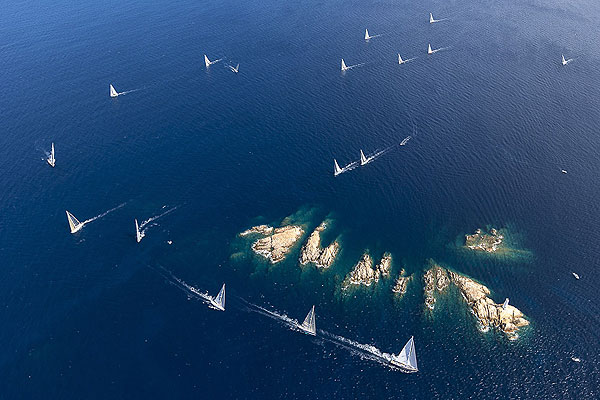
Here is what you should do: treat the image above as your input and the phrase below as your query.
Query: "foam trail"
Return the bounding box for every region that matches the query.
[400,57,417,64]
[155,265,213,303]
[119,88,143,96]
[338,160,359,174]
[343,62,366,71]
[139,205,178,236]
[320,331,396,367]
[430,46,450,54]
[82,202,126,225]
[241,300,301,331]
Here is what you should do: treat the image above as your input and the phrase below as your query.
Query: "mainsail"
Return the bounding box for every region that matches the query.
[398,54,404,64]
[365,29,370,40]
[341,59,348,71]
[135,219,142,243]
[334,159,343,176]
[393,336,418,372]
[428,44,433,54]
[204,54,211,68]
[360,150,368,165]
[429,13,435,23]
[502,298,509,310]
[212,283,225,311]
[47,143,55,167]
[110,84,119,98]
[300,305,316,335]
[66,210,83,233]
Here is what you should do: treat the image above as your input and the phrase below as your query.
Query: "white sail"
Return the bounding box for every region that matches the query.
[109,84,119,98]
[211,283,225,311]
[392,336,418,372]
[360,150,368,165]
[428,44,433,54]
[365,29,370,40]
[204,54,211,68]
[398,54,404,64]
[66,210,83,233]
[300,305,316,335]
[334,159,343,176]
[229,63,239,73]
[341,59,348,71]
[430,13,435,23]
[502,298,509,310]
[135,219,142,243]
[47,143,55,167]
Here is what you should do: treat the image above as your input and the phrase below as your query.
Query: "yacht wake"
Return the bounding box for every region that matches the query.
[338,161,359,174]
[81,203,126,225]
[139,205,178,236]
[320,331,394,366]
[242,301,302,332]
[156,265,213,303]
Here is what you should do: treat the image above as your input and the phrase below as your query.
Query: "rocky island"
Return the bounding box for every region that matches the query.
[423,262,450,309]
[343,252,392,288]
[240,224,304,263]
[392,269,412,297]
[465,228,504,253]
[299,221,340,268]
[448,271,529,338]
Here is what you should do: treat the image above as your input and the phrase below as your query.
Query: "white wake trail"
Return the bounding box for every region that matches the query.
[82,202,126,225]
[140,205,178,235]
[157,266,213,303]
[320,331,395,366]
[339,161,359,174]
[242,301,302,332]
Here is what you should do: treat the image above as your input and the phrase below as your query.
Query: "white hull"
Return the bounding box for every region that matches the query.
[298,325,316,336]
[210,299,225,311]
[389,360,418,373]
[47,159,55,168]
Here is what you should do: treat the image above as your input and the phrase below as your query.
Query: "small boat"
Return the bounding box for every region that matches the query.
[561,169,567,174]
[365,29,371,40]
[334,159,343,176]
[204,54,222,68]
[571,357,581,362]
[390,336,418,372]
[298,305,316,336]
[135,219,143,243]
[572,272,580,280]
[210,283,225,311]
[429,13,437,24]
[167,240,173,245]
[66,210,83,234]
[502,298,509,310]
[341,59,349,71]
[228,63,239,73]
[398,54,405,64]
[561,55,572,66]
[47,143,55,168]
[360,150,368,166]
[109,84,119,98]
[428,44,433,55]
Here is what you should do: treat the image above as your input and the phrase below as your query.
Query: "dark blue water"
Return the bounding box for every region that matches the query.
[1,0,600,398]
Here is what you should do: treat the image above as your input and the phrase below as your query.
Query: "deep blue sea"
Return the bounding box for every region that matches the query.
[2,0,600,398]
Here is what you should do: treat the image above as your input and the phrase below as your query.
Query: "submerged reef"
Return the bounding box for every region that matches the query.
[423,262,450,309]
[299,221,340,268]
[392,269,412,297]
[465,228,504,253]
[343,252,392,288]
[241,224,304,263]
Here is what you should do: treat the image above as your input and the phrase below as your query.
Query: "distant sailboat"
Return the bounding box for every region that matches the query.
[502,298,509,310]
[398,54,405,64]
[561,54,573,66]
[334,159,343,176]
[572,272,580,280]
[298,305,316,336]
[228,63,239,73]
[204,54,222,68]
[66,211,83,234]
[135,219,142,243]
[430,13,444,24]
[109,84,119,98]
[360,150,368,166]
[390,336,418,372]
[341,59,349,71]
[365,29,371,40]
[428,44,433,55]
[210,283,225,311]
[47,143,55,168]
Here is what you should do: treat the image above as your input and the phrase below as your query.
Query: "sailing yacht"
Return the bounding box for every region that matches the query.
[364,29,371,40]
[47,143,55,168]
[360,150,368,166]
[428,44,433,55]
[390,336,418,372]
[135,219,143,243]
[66,211,83,234]
[341,59,349,71]
[109,84,119,98]
[298,305,316,336]
[228,63,239,73]
[204,55,222,68]
[572,272,580,280]
[502,298,509,310]
[398,54,405,65]
[561,55,572,66]
[334,159,343,176]
[429,13,441,24]
[210,284,226,311]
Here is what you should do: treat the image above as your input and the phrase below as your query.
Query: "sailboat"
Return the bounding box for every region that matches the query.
[430,13,442,24]
[502,298,509,310]
[390,336,418,372]
[365,29,371,40]
[334,159,343,176]
[360,150,368,166]
[428,44,433,55]
[210,283,225,311]
[47,143,55,167]
[341,59,349,71]
[228,63,239,73]
[561,55,572,66]
[298,305,316,336]
[572,272,580,280]
[204,55,222,68]
[398,54,405,64]
[135,219,143,243]
[109,84,119,98]
[66,210,84,233]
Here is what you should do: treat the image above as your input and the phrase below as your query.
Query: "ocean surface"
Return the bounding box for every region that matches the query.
[1,0,600,398]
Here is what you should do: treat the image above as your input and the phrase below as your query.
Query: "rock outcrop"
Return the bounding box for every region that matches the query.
[448,271,529,337]
[392,269,412,296]
[242,224,304,263]
[299,221,340,268]
[343,252,392,288]
[465,228,504,253]
[423,263,450,309]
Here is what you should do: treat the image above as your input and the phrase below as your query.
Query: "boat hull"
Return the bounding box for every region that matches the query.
[209,299,225,311]
[389,360,418,373]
